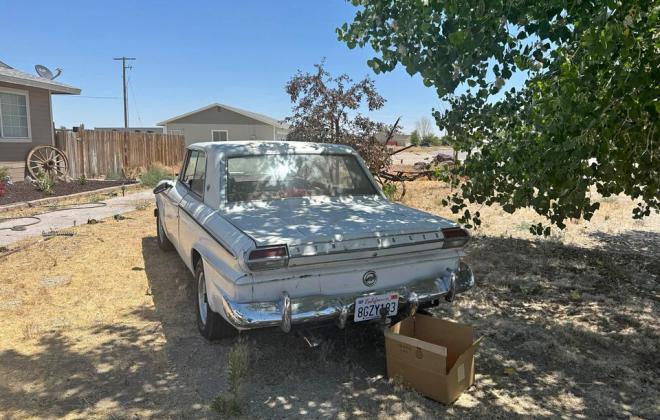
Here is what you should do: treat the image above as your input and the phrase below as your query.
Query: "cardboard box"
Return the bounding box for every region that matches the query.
[384,314,481,404]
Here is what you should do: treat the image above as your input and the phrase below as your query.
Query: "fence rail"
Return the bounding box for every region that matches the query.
[55,129,185,179]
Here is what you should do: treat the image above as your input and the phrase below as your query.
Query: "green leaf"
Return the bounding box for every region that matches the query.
[448,30,467,46]
[337,0,660,230]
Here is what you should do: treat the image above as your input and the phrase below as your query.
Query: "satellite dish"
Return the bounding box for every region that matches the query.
[35,64,62,80]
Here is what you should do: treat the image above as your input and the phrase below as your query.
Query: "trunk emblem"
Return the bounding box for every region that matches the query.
[362,270,377,287]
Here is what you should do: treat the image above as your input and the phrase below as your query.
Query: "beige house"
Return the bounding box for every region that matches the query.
[157,103,289,146]
[0,61,80,180]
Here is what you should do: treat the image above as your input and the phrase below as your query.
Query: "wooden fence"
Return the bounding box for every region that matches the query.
[55,129,186,179]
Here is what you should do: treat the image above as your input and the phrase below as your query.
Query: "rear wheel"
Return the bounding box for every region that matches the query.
[156,213,174,251]
[194,259,238,340]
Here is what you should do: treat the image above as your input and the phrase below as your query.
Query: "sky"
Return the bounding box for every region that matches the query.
[1,0,448,134]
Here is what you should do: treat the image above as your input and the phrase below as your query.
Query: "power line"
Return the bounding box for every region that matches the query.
[113,57,136,128]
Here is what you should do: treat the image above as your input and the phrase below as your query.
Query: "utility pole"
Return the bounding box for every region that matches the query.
[113,57,135,128]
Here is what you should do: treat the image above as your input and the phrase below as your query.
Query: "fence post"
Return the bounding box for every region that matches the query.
[122,131,129,177]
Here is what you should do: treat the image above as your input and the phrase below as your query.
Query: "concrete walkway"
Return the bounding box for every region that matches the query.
[0,190,154,247]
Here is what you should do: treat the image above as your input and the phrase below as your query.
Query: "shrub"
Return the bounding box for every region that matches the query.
[211,339,250,416]
[139,165,175,188]
[0,167,7,198]
[78,174,87,185]
[421,134,444,147]
[34,172,56,195]
[409,130,420,146]
[382,183,397,200]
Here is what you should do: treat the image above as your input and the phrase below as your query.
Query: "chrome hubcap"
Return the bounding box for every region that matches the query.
[198,271,208,326]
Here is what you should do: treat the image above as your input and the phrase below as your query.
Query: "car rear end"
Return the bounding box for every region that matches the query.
[210,223,474,332]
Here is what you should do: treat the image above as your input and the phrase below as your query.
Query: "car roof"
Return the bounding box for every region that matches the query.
[187,141,357,156]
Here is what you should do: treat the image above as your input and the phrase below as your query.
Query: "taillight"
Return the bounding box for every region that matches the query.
[441,227,470,249]
[246,245,289,271]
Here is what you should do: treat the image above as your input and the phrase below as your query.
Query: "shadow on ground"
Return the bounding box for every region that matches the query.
[1,230,657,418]
[141,230,659,419]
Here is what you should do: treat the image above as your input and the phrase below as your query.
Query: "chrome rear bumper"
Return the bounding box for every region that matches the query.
[220,261,474,332]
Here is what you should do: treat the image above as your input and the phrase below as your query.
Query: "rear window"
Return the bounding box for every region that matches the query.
[227,154,377,202]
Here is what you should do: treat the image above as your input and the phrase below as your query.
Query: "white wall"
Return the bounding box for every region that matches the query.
[165,123,277,146]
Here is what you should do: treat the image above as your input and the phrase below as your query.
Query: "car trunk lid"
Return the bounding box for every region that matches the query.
[223,196,458,262]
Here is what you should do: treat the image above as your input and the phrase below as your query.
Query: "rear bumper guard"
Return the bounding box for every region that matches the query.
[220,261,475,332]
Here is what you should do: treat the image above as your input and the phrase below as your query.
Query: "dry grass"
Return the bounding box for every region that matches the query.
[0,181,658,419]
[401,180,658,249]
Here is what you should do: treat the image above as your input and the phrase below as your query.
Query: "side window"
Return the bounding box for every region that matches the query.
[181,151,199,187]
[191,152,206,197]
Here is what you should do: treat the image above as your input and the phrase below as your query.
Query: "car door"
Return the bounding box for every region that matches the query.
[177,150,208,267]
[161,150,198,250]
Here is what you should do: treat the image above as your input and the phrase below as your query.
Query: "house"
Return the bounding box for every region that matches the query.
[376,131,411,147]
[157,103,289,146]
[0,61,80,180]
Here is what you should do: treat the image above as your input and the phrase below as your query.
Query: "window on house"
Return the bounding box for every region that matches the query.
[0,91,30,138]
[211,130,228,142]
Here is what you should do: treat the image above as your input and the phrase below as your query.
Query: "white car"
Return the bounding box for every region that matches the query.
[154,141,474,339]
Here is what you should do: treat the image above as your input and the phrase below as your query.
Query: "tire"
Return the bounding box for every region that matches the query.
[156,213,174,251]
[194,259,238,340]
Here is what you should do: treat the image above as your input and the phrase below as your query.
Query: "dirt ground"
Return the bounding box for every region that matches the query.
[0,181,658,419]
[0,181,136,206]
[388,146,467,167]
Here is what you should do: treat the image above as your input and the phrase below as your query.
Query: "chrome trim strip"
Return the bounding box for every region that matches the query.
[219,262,475,331]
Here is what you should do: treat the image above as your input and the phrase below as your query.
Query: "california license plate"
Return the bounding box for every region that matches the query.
[354,293,399,322]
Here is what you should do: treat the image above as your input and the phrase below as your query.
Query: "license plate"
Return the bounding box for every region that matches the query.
[354,293,399,322]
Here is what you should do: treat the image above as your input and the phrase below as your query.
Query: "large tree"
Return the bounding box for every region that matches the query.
[284,61,395,173]
[415,116,434,139]
[338,1,658,232]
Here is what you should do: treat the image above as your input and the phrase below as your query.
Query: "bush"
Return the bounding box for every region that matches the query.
[410,130,420,146]
[420,134,443,147]
[34,172,56,195]
[382,183,397,200]
[211,339,250,416]
[139,165,175,188]
[0,167,7,198]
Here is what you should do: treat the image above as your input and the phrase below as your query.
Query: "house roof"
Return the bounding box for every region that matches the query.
[0,64,81,95]
[157,103,288,129]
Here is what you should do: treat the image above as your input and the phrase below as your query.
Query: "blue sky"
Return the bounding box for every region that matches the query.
[1,0,448,134]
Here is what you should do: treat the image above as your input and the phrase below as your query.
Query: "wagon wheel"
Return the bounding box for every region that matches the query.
[26,146,69,179]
